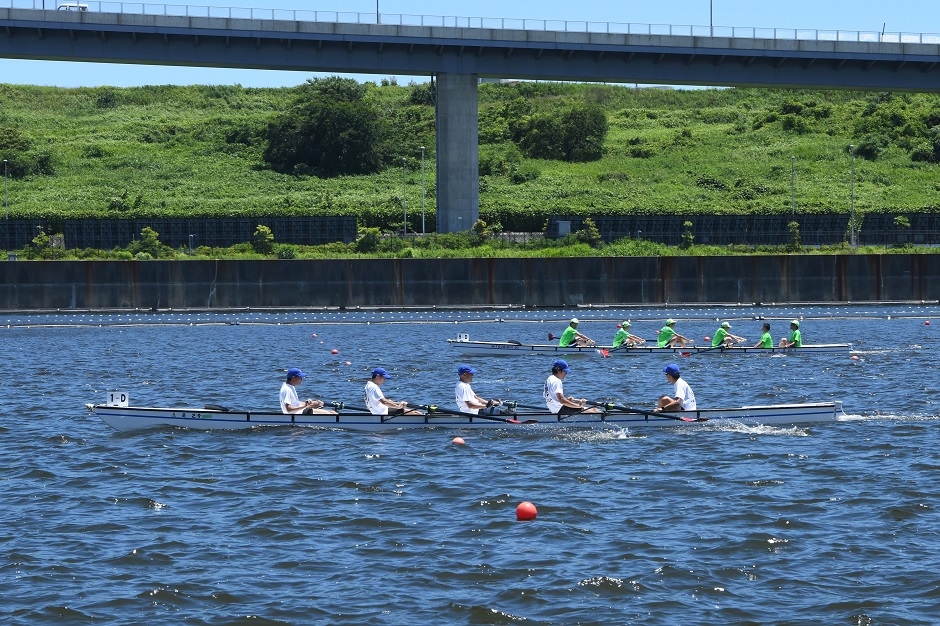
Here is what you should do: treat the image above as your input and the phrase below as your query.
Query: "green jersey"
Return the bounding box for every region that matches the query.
[712,328,728,347]
[559,326,578,347]
[788,329,802,347]
[613,328,628,347]
[759,331,773,348]
[658,326,676,348]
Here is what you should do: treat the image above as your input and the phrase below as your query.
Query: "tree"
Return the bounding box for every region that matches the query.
[515,103,607,162]
[264,76,383,177]
[253,225,274,254]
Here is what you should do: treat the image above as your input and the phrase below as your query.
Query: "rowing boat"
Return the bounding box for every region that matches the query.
[447,336,851,356]
[85,401,845,433]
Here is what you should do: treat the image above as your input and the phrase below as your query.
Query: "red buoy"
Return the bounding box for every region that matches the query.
[452,436,465,445]
[927,321,931,326]
[516,501,537,521]
[331,349,338,354]
[704,336,711,342]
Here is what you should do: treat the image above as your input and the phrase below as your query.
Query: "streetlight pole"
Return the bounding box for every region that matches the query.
[376,0,380,24]
[790,156,795,215]
[849,145,856,247]
[3,159,8,221]
[402,157,408,235]
[709,0,713,36]
[420,146,426,235]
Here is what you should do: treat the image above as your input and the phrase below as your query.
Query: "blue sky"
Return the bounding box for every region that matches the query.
[0,0,933,87]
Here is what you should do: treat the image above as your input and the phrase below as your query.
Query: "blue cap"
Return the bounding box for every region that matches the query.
[371,367,391,379]
[663,363,680,377]
[553,359,571,373]
[457,365,478,376]
[287,367,306,380]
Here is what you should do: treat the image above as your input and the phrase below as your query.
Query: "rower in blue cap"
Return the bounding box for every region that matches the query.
[655,363,697,413]
[543,359,602,416]
[455,364,504,415]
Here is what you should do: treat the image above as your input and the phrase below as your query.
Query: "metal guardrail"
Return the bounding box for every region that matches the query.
[5,1,940,45]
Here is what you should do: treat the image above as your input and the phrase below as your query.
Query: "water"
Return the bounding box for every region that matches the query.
[3,305,939,624]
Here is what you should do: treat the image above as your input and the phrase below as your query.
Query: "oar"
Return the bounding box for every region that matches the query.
[587,400,707,422]
[597,343,634,357]
[509,401,550,412]
[326,401,372,412]
[407,403,537,424]
[681,344,727,357]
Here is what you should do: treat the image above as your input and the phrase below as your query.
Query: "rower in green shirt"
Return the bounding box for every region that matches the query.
[613,320,644,348]
[657,319,690,348]
[711,321,746,347]
[779,320,802,348]
[753,323,773,348]
[559,318,595,347]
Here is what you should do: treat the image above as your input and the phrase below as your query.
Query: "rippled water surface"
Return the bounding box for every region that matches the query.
[3,304,940,624]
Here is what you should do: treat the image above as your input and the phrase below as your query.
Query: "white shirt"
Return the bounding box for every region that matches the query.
[455,380,479,414]
[543,374,564,413]
[280,381,300,414]
[364,380,387,415]
[673,378,697,411]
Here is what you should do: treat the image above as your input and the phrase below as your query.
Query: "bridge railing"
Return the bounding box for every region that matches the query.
[6,1,940,45]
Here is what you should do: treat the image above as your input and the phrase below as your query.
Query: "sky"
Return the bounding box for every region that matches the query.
[0,0,934,87]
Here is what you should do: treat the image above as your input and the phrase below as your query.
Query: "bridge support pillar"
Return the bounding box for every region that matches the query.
[435,73,479,233]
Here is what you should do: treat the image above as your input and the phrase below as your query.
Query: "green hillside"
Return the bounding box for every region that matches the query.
[2,80,940,232]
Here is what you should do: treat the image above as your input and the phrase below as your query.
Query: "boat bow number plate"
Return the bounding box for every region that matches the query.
[107,392,129,407]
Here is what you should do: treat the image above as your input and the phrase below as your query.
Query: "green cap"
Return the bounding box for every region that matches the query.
[721,322,731,328]
[790,320,800,328]
[622,320,631,328]
[666,319,676,325]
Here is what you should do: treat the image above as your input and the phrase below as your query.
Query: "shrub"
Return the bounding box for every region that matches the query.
[252,224,274,254]
[354,227,382,253]
[680,221,694,249]
[574,218,602,248]
[127,227,171,259]
[275,243,297,259]
[787,221,802,252]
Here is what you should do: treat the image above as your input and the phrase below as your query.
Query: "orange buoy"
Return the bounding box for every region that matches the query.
[452,436,465,445]
[851,355,859,361]
[516,501,537,521]
[704,336,711,342]
[331,349,338,355]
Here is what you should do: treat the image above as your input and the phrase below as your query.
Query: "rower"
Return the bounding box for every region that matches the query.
[364,367,423,416]
[711,321,746,347]
[778,320,803,348]
[558,318,595,347]
[753,323,773,348]
[543,359,602,416]
[655,363,697,412]
[613,320,645,348]
[657,319,690,348]
[280,367,336,415]
[455,364,503,415]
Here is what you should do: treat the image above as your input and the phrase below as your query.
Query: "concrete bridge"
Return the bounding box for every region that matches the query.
[3,4,940,231]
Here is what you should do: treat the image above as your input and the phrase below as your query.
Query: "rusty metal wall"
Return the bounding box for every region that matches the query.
[1,255,938,310]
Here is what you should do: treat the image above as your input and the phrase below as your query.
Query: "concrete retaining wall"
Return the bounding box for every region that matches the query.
[1,255,938,310]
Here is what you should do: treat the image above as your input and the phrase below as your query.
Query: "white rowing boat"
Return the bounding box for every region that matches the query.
[447,336,851,357]
[85,401,845,433]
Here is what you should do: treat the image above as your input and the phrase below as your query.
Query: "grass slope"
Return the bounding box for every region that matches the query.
[2,81,939,233]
